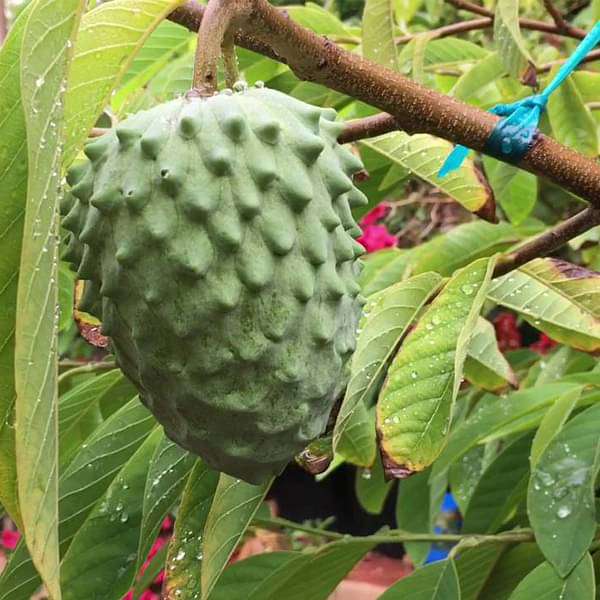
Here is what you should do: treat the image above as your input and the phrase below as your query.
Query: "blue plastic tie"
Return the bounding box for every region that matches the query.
[439,21,600,177]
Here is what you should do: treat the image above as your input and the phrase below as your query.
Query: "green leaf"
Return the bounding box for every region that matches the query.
[136,437,196,572]
[0,6,30,529]
[529,387,581,468]
[452,52,506,106]
[0,399,155,599]
[465,317,518,391]
[112,19,192,112]
[528,402,600,576]
[201,475,272,599]
[488,258,600,351]
[359,222,522,297]
[211,553,298,600]
[410,221,524,277]
[395,470,431,566]
[61,428,163,600]
[547,69,598,157]
[494,0,534,80]
[247,539,374,600]
[508,555,595,600]
[355,454,393,514]
[379,559,460,599]
[462,432,531,533]
[479,543,544,600]
[0,539,42,600]
[58,263,75,332]
[132,542,169,600]
[334,403,376,468]
[59,399,155,547]
[334,272,443,465]
[360,133,492,213]
[63,0,186,164]
[455,545,504,600]
[285,3,351,36]
[15,2,84,597]
[58,369,130,468]
[483,158,538,225]
[359,249,412,297]
[163,462,219,600]
[378,256,496,474]
[430,382,581,479]
[362,0,398,70]
[448,444,485,515]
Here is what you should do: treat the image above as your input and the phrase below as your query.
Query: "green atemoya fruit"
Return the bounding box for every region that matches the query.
[61,85,367,484]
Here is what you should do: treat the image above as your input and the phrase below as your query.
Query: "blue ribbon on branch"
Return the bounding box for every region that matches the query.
[438,21,600,177]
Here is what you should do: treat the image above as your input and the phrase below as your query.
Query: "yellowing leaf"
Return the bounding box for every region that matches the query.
[361,133,493,213]
[488,258,600,351]
[16,2,84,598]
[334,273,443,466]
[377,256,496,476]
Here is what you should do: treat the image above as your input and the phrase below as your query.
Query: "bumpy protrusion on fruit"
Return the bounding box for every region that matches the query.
[62,86,365,484]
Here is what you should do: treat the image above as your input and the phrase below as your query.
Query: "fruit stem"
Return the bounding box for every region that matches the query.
[191,0,251,95]
[222,31,240,89]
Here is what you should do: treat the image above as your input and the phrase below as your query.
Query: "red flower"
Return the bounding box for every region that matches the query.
[358,224,398,253]
[493,312,522,351]
[360,202,391,226]
[161,516,174,532]
[122,593,133,600]
[139,592,159,600]
[1,530,21,550]
[530,333,557,354]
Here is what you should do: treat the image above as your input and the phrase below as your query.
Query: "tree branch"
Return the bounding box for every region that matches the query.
[253,515,534,545]
[446,0,587,39]
[541,0,584,38]
[395,18,492,45]
[493,207,600,276]
[538,48,600,73]
[168,1,600,211]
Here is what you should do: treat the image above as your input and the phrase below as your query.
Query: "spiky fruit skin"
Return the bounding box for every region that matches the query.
[61,87,367,483]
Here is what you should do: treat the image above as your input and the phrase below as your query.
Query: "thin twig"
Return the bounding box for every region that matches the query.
[538,48,600,73]
[58,360,117,384]
[253,515,534,545]
[542,0,581,38]
[395,18,492,45]
[446,0,587,39]
[493,207,600,277]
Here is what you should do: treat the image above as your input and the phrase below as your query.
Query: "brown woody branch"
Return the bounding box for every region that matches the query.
[446,0,587,39]
[395,18,493,45]
[494,207,600,276]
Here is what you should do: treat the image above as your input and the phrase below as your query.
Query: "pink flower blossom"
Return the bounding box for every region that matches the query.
[357,224,398,253]
[154,569,165,586]
[360,202,391,226]
[1,530,20,550]
[122,592,133,600]
[139,591,159,600]
[161,516,174,532]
